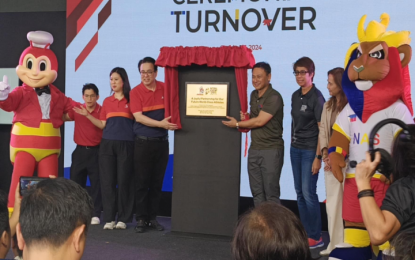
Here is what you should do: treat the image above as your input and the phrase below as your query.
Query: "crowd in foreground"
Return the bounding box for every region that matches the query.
[1,159,415,260]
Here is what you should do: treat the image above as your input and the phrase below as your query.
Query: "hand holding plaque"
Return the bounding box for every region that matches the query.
[238,112,250,133]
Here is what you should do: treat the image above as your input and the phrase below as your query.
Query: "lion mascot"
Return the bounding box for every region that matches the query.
[0,31,73,209]
[327,14,414,260]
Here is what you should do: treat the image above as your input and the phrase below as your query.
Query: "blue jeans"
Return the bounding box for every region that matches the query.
[290,146,322,240]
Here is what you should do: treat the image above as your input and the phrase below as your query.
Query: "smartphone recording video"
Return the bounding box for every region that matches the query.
[20,177,47,196]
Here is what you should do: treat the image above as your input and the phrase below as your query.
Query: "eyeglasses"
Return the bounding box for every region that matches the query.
[140,71,154,76]
[84,94,97,98]
[293,70,309,76]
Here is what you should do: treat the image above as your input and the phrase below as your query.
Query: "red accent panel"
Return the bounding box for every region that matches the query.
[66,0,93,47]
[76,0,104,34]
[98,0,112,30]
[67,0,83,18]
[10,135,62,150]
[156,46,255,68]
[163,67,181,129]
[75,32,99,71]
[401,65,413,115]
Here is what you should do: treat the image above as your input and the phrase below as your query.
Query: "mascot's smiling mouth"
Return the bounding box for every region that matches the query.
[355,80,373,91]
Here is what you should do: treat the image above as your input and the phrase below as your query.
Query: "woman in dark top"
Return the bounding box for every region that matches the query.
[75,67,135,230]
[290,57,325,248]
[356,124,415,256]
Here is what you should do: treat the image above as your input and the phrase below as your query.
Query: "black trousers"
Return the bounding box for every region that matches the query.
[134,138,169,221]
[99,139,134,223]
[70,145,102,217]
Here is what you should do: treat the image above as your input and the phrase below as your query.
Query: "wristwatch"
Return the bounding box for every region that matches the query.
[236,122,239,129]
[315,154,322,160]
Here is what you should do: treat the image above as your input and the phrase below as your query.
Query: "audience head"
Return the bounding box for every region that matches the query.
[293,57,315,86]
[0,190,10,259]
[392,124,415,182]
[252,62,272,92]
[16,178,93,260]
[231,202,313,260]
[387,230,415,260]
[109,67,131,102]
[327,67,347,111]
[138,57,158,87]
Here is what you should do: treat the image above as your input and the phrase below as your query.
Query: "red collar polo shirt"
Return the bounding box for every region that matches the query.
[99,95,135,141]
[130,81,168,138]
[67,103,103,146]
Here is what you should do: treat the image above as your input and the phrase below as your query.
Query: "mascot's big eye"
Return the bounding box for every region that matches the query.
[39,60,47,71]
[356,49,362,58]
[369,50,385,59]
[26,58,33,69]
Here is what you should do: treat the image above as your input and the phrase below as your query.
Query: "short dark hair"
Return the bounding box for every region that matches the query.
[110,67,131,103]
[138,57,158,72]
[0,190,9,236]
[19,178,93,248]
[293,57,315,81]
[82,83,99,96]
[252,62,271,75]
[231,202,313,260]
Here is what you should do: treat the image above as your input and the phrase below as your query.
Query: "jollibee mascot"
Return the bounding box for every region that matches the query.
[327,14,414,260]
[0,31,73,209]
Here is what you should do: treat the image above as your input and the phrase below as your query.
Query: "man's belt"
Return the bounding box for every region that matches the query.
[136,135,168,142]
[77,144,100,149]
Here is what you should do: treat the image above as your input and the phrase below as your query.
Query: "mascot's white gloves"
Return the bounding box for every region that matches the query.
[0,75,10,101]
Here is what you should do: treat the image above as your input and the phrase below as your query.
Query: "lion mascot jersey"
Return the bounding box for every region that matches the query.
[0,31,73,209]
[328,14,414,260]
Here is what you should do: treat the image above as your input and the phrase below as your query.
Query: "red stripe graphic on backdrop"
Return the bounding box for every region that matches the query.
[77,0,104,34]
[98,0,111,30]
[67,0,83,18]
[66,0,93,47]
[72,0,112,71]
[75,32,98,71]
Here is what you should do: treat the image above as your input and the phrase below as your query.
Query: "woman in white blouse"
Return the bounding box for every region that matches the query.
[318,67,348,256]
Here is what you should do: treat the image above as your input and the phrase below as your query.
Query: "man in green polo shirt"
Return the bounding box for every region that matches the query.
[223,62,284,206]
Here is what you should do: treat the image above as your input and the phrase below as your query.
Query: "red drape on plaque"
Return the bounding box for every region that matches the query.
[155,46,255,130]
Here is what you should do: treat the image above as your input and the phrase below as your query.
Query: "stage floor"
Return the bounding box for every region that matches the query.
[7,216,330,260]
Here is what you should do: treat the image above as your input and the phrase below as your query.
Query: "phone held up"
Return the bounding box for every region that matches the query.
[19,177,47,196]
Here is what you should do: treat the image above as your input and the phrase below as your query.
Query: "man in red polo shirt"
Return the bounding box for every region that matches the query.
[130,57,178,233]
[64,83,103,225]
